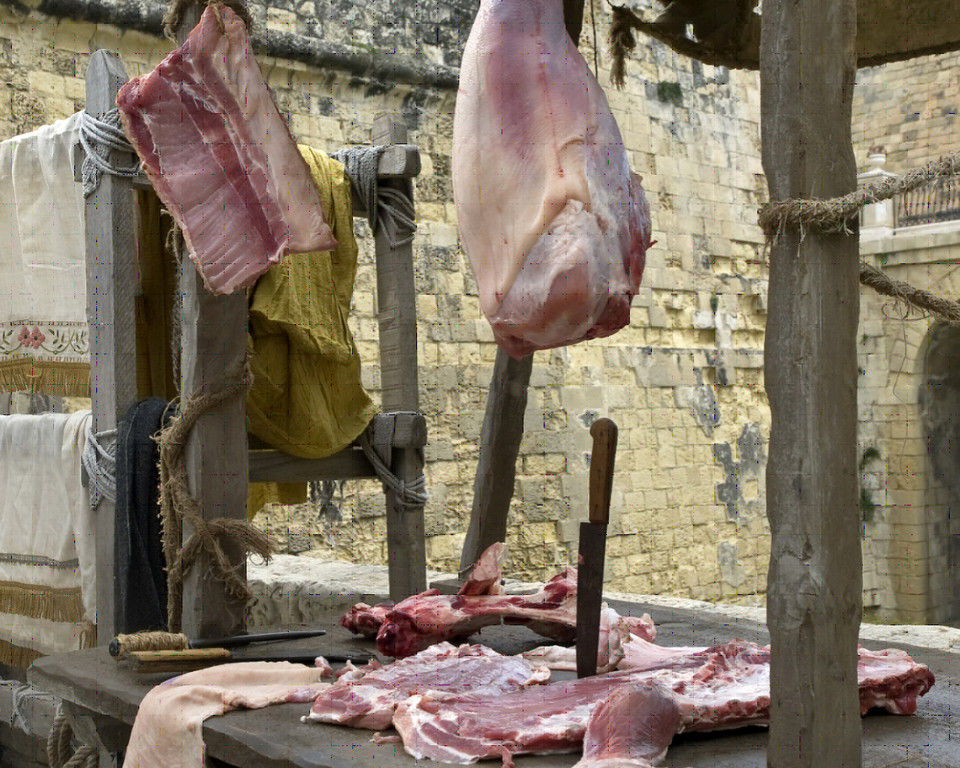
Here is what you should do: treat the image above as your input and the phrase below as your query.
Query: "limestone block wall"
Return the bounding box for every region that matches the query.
[857,230,960,624]
[853,50,960,174]
[0,0,773,603]
[853,50,960,624]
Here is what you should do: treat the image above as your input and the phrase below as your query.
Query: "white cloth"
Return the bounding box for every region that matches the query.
[0,410,96,655]
[0,113,88,387]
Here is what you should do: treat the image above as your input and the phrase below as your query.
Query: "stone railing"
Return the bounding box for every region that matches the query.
[893,174,960,227]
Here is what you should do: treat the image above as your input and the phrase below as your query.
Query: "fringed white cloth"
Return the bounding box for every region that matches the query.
[0,113,89,397]
[0,410,96,665]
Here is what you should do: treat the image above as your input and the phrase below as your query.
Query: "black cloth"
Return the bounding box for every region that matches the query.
[115,397,173,633]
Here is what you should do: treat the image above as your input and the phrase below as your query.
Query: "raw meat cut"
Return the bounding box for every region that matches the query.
[123,660,330,768]
[304,642,550,730]
[392,638,934,765]
[572,684,681,768]
[453,0,652,359]
[117,4,335,295]
[377,567,580,658]
[523,604,634,673]
[341,544,655,657]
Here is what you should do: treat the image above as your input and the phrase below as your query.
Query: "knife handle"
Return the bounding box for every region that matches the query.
[589,418,618,525]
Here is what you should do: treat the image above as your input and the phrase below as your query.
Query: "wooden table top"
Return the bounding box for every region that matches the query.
[27,603,959,768]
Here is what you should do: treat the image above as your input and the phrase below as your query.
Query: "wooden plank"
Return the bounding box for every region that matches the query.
[174,3,248,640]
[84,50,140,646]
[459,1,585,577]
[459,353,532,574]
[249,447,377,484]
[371,113,426,601]
[759,1,862,766]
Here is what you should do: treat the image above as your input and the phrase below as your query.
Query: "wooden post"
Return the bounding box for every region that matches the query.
[459,353,532,574]
[372,113,427,601]
[84,50,140,645]
[175,3,249,639]
[760,1,862,766]
[459,0,584,576]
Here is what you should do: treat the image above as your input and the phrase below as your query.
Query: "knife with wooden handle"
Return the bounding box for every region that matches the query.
[576,417,618,678]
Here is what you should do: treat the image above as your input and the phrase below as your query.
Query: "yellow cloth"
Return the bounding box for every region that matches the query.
[246,147,377,466]
[245,482,307,520]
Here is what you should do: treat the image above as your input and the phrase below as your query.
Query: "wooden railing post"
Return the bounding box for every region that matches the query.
[84,50,139,646]
[760,0,863,765]
[372,113,427,600]
[174,3,249,640]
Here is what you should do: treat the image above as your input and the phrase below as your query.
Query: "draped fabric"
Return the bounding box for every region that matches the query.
[0,113,89,397]
[0,410,96,666]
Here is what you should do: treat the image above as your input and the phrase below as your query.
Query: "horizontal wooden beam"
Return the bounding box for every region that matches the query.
[249,445,377,483]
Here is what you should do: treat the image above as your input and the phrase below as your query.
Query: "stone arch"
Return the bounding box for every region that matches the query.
[920,322,960,624]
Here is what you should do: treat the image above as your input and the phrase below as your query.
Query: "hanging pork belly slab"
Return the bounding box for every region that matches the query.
[117,4,335,295]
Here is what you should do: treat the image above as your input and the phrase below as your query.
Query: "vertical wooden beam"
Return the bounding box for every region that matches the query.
[372,113,427,600]
[175,3,249,639]
[459,0,584,576]
[459,353,532,573]
[85,50,139,645]
[760,2,862,766]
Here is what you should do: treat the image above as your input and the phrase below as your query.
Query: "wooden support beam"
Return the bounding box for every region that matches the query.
[760,1,862,766]
[174,3,248,640]
[372,113,427,601]
[84,50,140,645]
[459,0,584,577]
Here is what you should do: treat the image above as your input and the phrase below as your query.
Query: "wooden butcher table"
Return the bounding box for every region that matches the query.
[28,601,959,768]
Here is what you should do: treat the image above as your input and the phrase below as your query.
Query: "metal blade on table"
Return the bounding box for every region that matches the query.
[123,648,372,674]
[576,417,618,678]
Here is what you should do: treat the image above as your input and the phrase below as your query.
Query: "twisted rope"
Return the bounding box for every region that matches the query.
[157,365,275,632]
[47,708,98,768]
[757,152,960,326]
[78,109,140,197]
[331,146,417,248]
[81,425,117,509]
[758,153,960,238]
[360,417,428,508]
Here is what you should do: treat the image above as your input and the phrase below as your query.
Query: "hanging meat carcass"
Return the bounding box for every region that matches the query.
[453,0,652,359]
[117,4,335,295]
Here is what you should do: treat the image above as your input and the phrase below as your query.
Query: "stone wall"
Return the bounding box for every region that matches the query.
[0,0,774,603]
[853,49,960,174]
[853,49,960,624]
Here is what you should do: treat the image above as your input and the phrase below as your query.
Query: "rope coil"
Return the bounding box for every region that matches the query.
[330,146,417,248]
[47,707,98,768]
[78,109,141,197]
[360,414,428,509]
[157,365,275,632]
[81,425,117,509]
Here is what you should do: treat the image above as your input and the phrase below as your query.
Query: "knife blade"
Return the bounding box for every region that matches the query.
[122,648,372,674]
[576,417,618,678]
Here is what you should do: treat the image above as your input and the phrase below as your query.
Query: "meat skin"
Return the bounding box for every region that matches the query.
[123,661,329,768]
[453,0,652,358]
[117,4,334,295]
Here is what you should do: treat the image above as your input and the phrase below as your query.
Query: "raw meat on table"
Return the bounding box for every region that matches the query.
[453,0,652,358]
[117,4,334,295]
[305,642,550,730]
[340,543,656,657]
[392,638,934,765]
[571,683,682,768]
